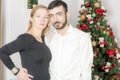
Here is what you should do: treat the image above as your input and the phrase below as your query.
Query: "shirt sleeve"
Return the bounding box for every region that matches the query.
[0,34,34,70]
[80,33,93,80]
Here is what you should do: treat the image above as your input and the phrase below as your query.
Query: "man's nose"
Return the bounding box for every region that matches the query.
[53,15,58,22]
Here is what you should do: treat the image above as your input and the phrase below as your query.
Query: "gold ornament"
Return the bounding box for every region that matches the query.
[92,41,97,46]
[79,10,87,14]
[98,0,101,3]
[94,2,100,8]
[80,15,86,21]
[99,78,103,80]
[99,26,105,30]
[106,31,110,35]
[79,10,85,14]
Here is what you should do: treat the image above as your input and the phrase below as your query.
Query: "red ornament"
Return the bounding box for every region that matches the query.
[107,24,110,28]
[95,17,99,22]
[106,49,115,58]
[112,63,117,67]
[114,74,120,76]
[85,2,90,7]
[110,31,115,38]
[104,42,108,47]
[112,48,117,55]
[78,24,89,31]
[117,57,120,60]
[95,8,105,17]
[87,18,93,24]
[101,66,105,70]
[105,66,111,72]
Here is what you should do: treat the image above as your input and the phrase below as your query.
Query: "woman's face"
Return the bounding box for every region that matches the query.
[31,8,49,30]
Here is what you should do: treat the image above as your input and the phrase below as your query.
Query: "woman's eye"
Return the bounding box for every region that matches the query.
[37,16,40,17]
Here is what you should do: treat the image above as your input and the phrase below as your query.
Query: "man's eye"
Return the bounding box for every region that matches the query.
[58,13,62,16]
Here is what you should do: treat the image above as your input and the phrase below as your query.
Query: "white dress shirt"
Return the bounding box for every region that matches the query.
[45,24,93,80]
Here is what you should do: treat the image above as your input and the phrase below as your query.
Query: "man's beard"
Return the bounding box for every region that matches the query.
[53,18,67,30]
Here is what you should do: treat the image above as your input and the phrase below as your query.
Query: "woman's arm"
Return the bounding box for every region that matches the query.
[0,34,34,75]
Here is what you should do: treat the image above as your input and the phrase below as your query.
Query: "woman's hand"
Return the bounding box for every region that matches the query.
[16,68,33,80]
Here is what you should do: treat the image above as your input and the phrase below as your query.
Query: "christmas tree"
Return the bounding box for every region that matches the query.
[27,0,38,9]
[77,0,120,80]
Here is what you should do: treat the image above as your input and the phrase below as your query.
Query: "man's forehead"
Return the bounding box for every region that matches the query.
[48,6,64,13]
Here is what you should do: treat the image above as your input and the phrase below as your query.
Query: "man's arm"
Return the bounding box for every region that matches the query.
[80,33,93,80]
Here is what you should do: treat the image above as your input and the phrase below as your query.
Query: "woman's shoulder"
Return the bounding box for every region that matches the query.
[17,33,35,42]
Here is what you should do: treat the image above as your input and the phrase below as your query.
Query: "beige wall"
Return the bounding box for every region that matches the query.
[0,0,4,80]
[0,0,1,45]
[0,0,1,56]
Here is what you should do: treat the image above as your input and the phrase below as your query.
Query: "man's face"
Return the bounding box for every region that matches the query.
[49,5,68,30]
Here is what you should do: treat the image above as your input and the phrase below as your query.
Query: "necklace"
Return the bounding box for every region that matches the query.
[33,34,43,43]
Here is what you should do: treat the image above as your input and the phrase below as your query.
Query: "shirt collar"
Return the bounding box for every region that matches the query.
[54,24,74,36]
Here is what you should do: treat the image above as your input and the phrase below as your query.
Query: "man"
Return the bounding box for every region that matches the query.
[45,0,93,80]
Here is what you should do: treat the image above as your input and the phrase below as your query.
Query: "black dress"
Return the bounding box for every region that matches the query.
[0,33,52,80]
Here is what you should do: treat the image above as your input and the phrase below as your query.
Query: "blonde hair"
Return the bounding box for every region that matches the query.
[27,5,50,36]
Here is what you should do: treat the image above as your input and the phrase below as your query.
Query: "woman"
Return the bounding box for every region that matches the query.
[0,5,51,80]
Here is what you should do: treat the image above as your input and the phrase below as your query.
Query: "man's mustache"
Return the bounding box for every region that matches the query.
[54,21,60,25]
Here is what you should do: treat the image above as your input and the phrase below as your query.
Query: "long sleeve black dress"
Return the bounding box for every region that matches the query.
[0,33,52,80]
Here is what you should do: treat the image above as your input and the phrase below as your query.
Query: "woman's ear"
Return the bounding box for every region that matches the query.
[30,17,33,23]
